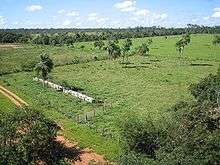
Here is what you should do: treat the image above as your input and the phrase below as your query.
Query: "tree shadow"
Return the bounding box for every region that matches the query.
[122,65,149,69]
[140,62,151,65]
[149,59,160,62]
[37,138,82,164]
[190,63,213,67]
[120,62,135,65]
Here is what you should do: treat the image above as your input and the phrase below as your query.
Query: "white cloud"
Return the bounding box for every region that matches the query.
[25,5,43,12]
[114,0,168,26]
[0,16,6,25]
[88,13,98,21]
[114,0,136,12]
[58,9,79,17]
[212,7,220,18]
[214,8,220,12]
[154,13,168,20]
[134,9,150,17]
[97,17,109,23]
[87,12,109,24]
[58,9,65,14]
[62,20,71,26]
[212,12,220,18]
[203,16,210,20]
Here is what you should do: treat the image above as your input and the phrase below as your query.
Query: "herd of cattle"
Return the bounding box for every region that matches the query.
[33,77,94,103]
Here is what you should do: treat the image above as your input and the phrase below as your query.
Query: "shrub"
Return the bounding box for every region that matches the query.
[120,113,162,159]
[189,72,220,105]
[0,108,58,164]
[212,35,220,45]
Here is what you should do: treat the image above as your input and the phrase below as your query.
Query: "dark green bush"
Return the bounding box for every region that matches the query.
[120,113,162,159]
[189,73,220,105]
[0,108,58,164]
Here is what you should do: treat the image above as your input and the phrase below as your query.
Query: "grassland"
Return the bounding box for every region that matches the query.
[0,93,16,115]
[0,43,107,75]
[0,34,220,161]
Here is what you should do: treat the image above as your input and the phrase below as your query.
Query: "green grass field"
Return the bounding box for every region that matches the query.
[0,34,220,161]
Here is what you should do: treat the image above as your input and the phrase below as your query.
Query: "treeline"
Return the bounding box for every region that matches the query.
[1,24,220,45]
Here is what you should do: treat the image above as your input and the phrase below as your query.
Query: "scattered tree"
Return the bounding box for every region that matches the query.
[106,40,121,60]
[121,38,133,62]
[138,43,149,56]
[147,38,153,46]
[176,33,191,56]
[212,35,220,45]
[94,40,105,49]
[35,53,54,80]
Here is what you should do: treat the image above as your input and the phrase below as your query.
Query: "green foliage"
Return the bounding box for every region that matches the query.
[120,67,220,164]
[176,33,191,54]
[94,40,105,49]
[138,43,149,56]
[189,69,220,105]
[0,108,58,164]
[212,35,220,45]
[121,38,133,62]
[157,67,220,165]
[106,40,121,59]
[35,53,54,80]
[147,38,153,45]
[120,113,161,159]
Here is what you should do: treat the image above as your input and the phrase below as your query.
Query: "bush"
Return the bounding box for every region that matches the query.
[189,72,220,105]
[0,108,58,164]
[120,113,162,159]
[212,35,220,45]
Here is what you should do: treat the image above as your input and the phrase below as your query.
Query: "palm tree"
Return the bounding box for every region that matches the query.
[35,53,54,80]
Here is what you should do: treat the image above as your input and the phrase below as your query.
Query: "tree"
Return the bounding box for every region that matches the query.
[176,33,191,56]
[94,40,105,49]
[183,33,191,45]
[106,40,121,60]
[0,108,58,164]
[212,35,220,45]
[120,113,160,159]
[147,38,153,46]
[175,39,185,54]
[35,53,54,80]
[138,43,149,56]
[122,38,133,62]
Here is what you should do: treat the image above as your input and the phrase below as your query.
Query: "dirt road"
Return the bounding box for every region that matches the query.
[0,85,108,165]
[0,85,28,107]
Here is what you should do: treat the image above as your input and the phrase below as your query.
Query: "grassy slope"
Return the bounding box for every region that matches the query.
[0,34,220,161]
[0,43,107,75]
[0,73,121,160]
[0,93,16,115]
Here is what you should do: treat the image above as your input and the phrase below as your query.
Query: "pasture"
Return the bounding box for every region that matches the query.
[0,34,220,160]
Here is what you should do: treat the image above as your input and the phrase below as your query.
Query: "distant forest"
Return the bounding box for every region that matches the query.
[0,24,220,45]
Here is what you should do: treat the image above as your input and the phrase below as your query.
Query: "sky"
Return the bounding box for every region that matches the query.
[0,0,220,29]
